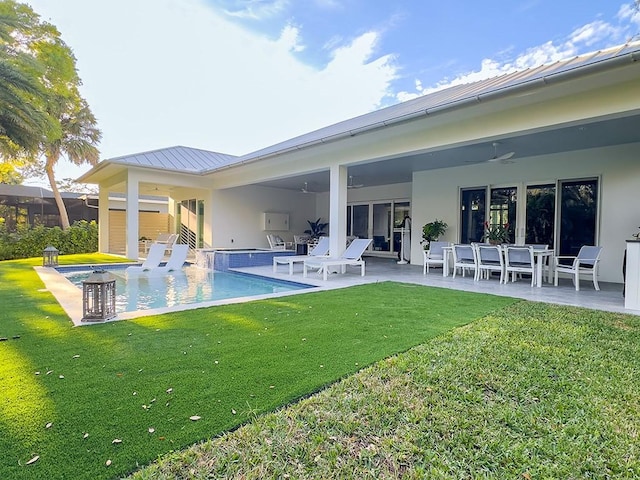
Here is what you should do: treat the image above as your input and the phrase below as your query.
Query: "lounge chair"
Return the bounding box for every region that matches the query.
[126,243,167,272]
[153,244,190,272]
[273,237,330,275]
[155,233,178,252]
[303,238,372,281]
[266,234,293,250]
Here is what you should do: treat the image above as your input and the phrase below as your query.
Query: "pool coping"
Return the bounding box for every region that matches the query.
[35,264,322,326]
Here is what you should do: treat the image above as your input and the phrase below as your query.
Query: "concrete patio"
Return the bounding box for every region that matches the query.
[237,255,634,316]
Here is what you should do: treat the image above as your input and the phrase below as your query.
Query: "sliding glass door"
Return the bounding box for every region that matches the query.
[372,203,392,252]
[460,188,486,243]
[351,204,369,239]
[489,187,517,244]
[460,178,598,251]
[558,178,598,256]
[347,200,410,255]
[526,184,556,247]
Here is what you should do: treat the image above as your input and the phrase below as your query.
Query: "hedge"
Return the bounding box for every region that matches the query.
[0,220,98,261]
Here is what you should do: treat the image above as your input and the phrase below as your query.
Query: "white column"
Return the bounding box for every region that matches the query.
[98,186,110,253]
[125,174,139,260]
[329,165,348,256]
[625,240,640,310]
[206,189,216,248]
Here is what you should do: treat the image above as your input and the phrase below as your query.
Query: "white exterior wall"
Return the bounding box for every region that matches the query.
[411,142,640,283]
[210,185,316,249]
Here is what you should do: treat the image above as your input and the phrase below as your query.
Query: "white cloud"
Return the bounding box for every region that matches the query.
[23,0,397,183]
[222,0,289,20]
[568,20,621,46]
[396,6,635,103]
[618,3,640,29]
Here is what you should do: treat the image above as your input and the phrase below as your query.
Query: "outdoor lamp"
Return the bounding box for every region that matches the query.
[82,270,116,322]
[42,246,59,267]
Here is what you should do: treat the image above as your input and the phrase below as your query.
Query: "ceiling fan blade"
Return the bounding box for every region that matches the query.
[487,151,515,162]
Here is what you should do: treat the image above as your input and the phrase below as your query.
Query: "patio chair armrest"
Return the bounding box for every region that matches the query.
[576,258,599,267]
[554,255,575,264]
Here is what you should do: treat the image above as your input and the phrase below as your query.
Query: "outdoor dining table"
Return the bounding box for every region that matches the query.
[442,246,454,277]
[531,248,554,288]
[442,244,554,288]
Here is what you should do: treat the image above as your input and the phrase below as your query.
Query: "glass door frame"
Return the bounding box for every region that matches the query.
[347,199,410,256]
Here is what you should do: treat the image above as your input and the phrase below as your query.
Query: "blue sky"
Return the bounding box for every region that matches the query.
[23,0,640,186]
[212,0,636,98]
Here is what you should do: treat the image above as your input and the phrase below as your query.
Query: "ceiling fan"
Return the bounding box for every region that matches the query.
[487,142,515,164]
[347,175,364,189]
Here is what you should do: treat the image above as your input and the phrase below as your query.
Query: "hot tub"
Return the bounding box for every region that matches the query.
[195,248,294,271]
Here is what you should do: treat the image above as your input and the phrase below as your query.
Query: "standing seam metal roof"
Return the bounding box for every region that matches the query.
[100,42,640,176]
[224,41,640,168]
[107,145,239,172]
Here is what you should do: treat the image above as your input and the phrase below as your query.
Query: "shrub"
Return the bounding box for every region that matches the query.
[0,220,98,260]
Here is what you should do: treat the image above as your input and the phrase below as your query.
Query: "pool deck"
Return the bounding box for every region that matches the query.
[36,255,638,326]
[239,256,636,316]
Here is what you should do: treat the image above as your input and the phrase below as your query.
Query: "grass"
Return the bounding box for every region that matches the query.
[0,254,516,480]
[129,302,640,479]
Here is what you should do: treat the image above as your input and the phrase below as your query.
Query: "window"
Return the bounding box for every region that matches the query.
[489,187,517,243]
[559,178,598,256]
[460,188,486,243]
[347,200,410,255]
[526,184,555,247]
[460,178,599,251]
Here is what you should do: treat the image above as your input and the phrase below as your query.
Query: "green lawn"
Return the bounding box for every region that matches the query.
[131,301,640,479]
[0,255,516,480]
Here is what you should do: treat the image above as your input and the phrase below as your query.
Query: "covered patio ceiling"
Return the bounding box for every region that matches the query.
[254,112,640,193]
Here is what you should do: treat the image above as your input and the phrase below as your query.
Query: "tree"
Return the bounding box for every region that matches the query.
[0,1,101,228]
[43,97,101,228]
[0,12,51,156]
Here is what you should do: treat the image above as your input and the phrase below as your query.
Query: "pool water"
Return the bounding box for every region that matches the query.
[62,267,311,314]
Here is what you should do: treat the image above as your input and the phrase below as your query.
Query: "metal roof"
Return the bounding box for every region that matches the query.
[0,184,166,201]
[90,41,640,177]
[0,184,85,199]
[226,41,640,168]
[107,145,239,173]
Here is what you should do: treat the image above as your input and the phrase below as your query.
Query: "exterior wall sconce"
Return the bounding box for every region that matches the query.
[42,246,59,267]
[82,270,116,322]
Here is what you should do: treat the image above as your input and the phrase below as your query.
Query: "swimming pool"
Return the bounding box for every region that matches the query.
[60,266,312,314]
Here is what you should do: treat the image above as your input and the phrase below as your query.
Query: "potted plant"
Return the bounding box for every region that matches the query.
[421,219,448,249]
[304,218,329,239]
[483,221,510,244]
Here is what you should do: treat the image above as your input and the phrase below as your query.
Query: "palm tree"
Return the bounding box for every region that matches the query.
[43,96,101,229]
[0,13,50,152]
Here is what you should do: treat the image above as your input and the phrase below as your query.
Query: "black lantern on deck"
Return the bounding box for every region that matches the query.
[82,270,116,322]
[42,246,59,267]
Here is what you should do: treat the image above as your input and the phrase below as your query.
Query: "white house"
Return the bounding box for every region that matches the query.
[78,41,640,285]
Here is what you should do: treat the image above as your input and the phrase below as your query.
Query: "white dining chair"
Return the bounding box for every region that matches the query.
[554,245,603,291]
[452,244,477,279]
[504,246,536,286]
[423,241,451,274]
[475,244,505,283]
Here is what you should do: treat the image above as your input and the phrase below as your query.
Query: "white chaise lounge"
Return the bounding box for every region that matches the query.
[153,244,189,272]
[126,243,167,272]
[303,238,372,281]
[273,237,330,275]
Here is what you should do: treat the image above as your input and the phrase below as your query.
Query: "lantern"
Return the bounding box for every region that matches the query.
[42,246,59,267]
[82,270,116,322]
